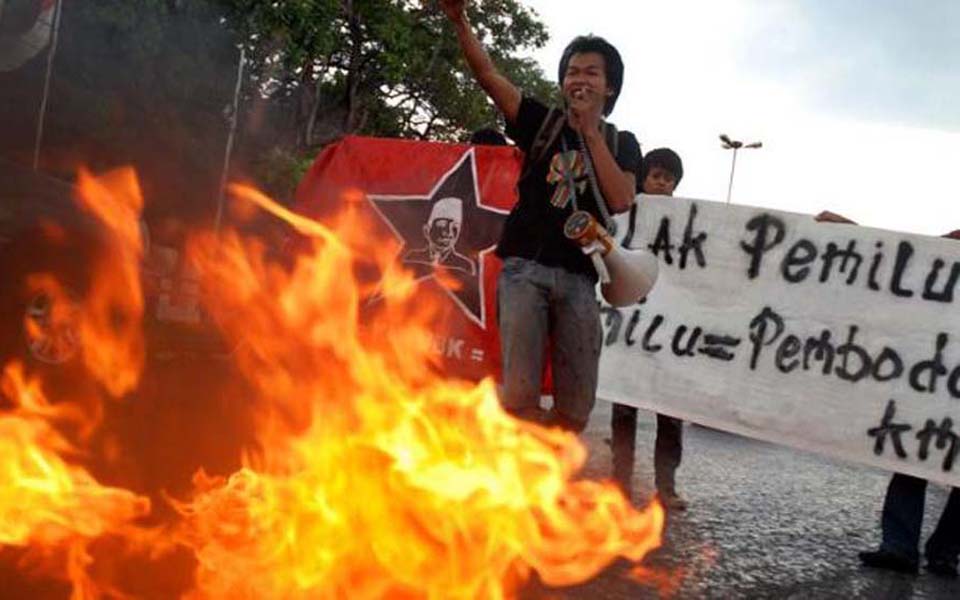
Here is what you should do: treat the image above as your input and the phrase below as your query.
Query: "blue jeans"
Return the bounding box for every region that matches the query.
[880,473,960,565]
[497,257,601,432]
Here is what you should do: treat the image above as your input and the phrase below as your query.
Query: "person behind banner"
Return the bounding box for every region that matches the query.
[440,0,641,432]
[858,228,960,578]
[814,214,960,577]
[611,148,688,510]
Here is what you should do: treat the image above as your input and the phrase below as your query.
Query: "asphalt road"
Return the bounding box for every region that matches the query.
[528,400,960,599]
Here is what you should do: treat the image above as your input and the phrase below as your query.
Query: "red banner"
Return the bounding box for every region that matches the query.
[295,135,522,383]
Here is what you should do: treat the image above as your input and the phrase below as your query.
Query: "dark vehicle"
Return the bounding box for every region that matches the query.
[0,158,231,379]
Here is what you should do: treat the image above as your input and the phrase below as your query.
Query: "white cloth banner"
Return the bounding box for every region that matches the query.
[598,195,960,487]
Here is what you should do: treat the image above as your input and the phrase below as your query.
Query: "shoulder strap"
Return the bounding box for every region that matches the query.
[522,111,621,178]
[519,107,565,181]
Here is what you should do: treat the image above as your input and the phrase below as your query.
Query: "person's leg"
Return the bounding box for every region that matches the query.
[924,487,960,577]
[655,414,685,509]
[611,403,638,493]
[860,473,925,573]
[547,268,601,434]
[497,258,550,424]
[880,473,927,560]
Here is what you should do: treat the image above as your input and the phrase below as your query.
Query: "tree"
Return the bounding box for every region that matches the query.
[216,0,555,148]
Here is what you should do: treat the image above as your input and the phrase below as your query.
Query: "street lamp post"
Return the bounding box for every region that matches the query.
[720,134,762,204]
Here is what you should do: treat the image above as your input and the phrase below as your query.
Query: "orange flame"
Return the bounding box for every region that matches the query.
[3,172,664,598]
[0,363,149,545]
[72,168,146,399]
[169,183,664,598]
[0,168,151,598]
[0,362,151,599]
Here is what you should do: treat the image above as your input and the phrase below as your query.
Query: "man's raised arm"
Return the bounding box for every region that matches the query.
[440,0,521,123]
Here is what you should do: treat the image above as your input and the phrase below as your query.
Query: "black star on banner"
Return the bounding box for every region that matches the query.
[368,149,507,328]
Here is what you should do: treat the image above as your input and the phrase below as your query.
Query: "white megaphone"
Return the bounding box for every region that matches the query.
[564,210,659,307]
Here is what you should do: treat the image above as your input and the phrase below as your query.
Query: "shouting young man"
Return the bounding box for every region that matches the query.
[440,0,642,432]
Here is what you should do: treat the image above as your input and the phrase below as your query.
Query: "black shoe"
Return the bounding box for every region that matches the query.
[858,549,919,575]
[925,556,958,578]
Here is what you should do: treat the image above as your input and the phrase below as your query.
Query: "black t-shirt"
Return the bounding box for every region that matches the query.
[498,96,642,280]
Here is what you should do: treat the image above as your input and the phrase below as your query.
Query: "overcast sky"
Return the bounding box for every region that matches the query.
[519,0,960,235]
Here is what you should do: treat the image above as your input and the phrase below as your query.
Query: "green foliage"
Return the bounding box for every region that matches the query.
[251,146,317,200]
[214,0,555,145]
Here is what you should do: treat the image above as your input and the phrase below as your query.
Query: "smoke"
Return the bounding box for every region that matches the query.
[0,0,244,228]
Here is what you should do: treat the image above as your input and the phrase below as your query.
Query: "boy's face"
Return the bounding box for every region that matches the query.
[561,52,611,114]
[642,166,677,196]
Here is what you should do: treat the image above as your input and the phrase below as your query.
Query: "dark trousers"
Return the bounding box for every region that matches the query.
[611,403,682,493]
[880,473,960,564]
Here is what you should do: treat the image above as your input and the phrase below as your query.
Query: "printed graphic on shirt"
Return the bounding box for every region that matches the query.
[546,149,586,209]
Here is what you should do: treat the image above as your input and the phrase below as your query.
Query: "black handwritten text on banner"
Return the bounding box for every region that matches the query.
[599,196,960,487]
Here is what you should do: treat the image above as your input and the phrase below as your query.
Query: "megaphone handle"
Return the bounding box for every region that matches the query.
[590,252,611,284]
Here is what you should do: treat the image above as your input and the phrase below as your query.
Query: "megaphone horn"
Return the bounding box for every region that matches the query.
[564,210,659,307]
